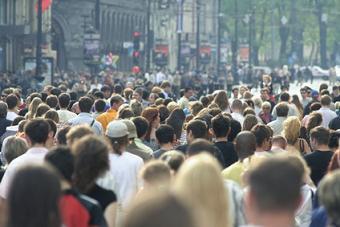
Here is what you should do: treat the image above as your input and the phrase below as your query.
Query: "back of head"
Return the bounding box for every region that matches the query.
[320,95,332,106]
[3,136,28,164]
[280,92,290,102]
[160,150,185,173]
[228,118,242,142]
[283,116,301,144]
[156,124,174,145]
[46,95,58,109]
[187,119,207,139]
[124,193,197,227]
[235,131,256,161]
[24,119,50,145]
[44,109,59,123]
[45,146,74,182]
[318,170,340,226]
[247,156,304,213]
[78,96,94,113]
[140,160,171,187]
[110,94,124,107]
[0,101,8,118]
[231,99,243,111]
[56,126,71,145]
[94,99,106,113]
[66,125,94,146]
[310,126,330,146]
[5,94,18,110]
[271,135,287,150]
[243,114,258,131]
[132,116,149,138]
[276,102,289,117]
[7,165,61,227]
[251,124,271,148]
[211,114,230,138]
[58,93,71,109]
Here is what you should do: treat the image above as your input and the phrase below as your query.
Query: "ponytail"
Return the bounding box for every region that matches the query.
[109,136,129,155]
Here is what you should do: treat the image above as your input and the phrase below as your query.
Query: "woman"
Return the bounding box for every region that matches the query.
[25,97,42,119]
[212,90,231,113]
[304,112,323,144]
[35,103,50,118]
[243,114,258,131]
[44,109,60,124]
[6,165,62,227]
[282,116,311,155]
[73,135,117,227]
[173,153,230,227]
[258,101,273,124]
[165,108,186,144]
[141,107,160,146]
[291,95,304,119]
[148,93,159,106]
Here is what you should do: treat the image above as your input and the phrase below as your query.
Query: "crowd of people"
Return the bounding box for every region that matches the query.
[0,71,339,227]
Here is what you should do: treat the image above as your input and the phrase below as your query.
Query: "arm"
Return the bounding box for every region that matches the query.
[104,202,117,227]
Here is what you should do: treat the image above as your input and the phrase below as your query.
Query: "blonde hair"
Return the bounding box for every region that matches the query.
[66,125,94,147]
[173,153,230,227]
[283,116,301,145]
[167,102,180,112]
[140,160,171,188]
[26,97,42,119]
[3,136,28,164]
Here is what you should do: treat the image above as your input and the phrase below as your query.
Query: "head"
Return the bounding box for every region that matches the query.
[280,92,290,102]
[132,116,149,139]
[183,87,193,99]
[310,126,330,150]
[94,99,106,113]
[261,101,271,114]
[243,115,258,131]
[58,93,71,109]
[106,120,129,155]
[101,85,112,99]
[155,124,175,146]
[235,131,256,161]
[0,101,8,118]
[260,88,270,101]
[283,116,301,145]
[56,126,71,145]
[213,91,229,111]
[24,119,51,147]
[158,105,170,123]
[228,118,242,142]
[44,109,59,124]
[66,125,94,146]
[320,95,332,107]
[78,96,94,113]
[160,150,185,174]
[173,153,230,227]
[271,136,288,150]
[165,108,186,140]
[130,100,143,117]
[3,136,28,164]
[7,165,61,227]
[276,102,289,117]
[73,135,110,193]
[110,95,124,111]
[211,114,230,139]
[141,107,160,141]
[231,99,243,113]
[232,87,239,98]
[251,124,272,151]
[122,119,138,140]
[300,88,308,99]
[28,97,42,118]
[307,112,323,134]
[244,157,304,225]
[140,160,171,189]
[46,95,58,109]
[5,94,18,110]
[35,103,50,118]
[186,119,207,143]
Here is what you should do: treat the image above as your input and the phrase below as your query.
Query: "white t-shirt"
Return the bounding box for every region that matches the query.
[6,111,18,121]
[108,152,143,208]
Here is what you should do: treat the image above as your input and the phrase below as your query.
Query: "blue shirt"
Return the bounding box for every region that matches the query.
[68,112,103,135]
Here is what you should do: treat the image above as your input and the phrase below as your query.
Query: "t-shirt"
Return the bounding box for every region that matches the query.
[60,192,90,227]
[214,141,238,168]
[153,148,168,159]
[86,184,117,211]
[304,150,334,185]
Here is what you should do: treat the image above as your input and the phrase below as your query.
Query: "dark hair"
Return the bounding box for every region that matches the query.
[12,116,24,126]
[251,124,271,147]
[94,99,106,113]
[94,91,104,99]
[319,83,328,93]
[310,102,322,112]
[160,151,185,172]
[310,126,330,146]
[46,95,58,109]
[212,114,230,138]
[243,115,258,131]
[5,94,18,110]
[165,108,186,140]
[46,119,57,137]
[200,96,210,107]
[186,119,207,139]
[44,110,59,123]
[40,92,48,102]
[24,119,50,145]
[110,95,124,107]
[101,85,112,94]
[132,116,149,138]
[58,93,71,109]
[69,91,77,101]
[108,135,129,155]
[35,104,50,117]
[45,146,74,182]
[7,165,61,227]
[78,96,94,113]
[248,157,304,212]
[276,103,289,117]
[0,101,8,118]
[114,84,123,95]
[73,135,110,193]
[235,131,256,161]
[50,88,61,97]
[156,125,174,145]
[141,107,159,141]
[328,132,340,150]
[320,95,332,106]
[158,105,170,123]
[228,119,242,142]
[280,92,290,102]
[56,126,71,145]
[119,108,134,119]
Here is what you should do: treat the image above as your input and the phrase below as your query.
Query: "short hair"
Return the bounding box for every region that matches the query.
[101,85,112,93]
[35,103,50,118]
[276,103,289,117]
[320,95,332,106]
[251,124,271,147]
[94,99,106,113]
[66,125,94,146]
[187,138,218,157]
[50,87,61,97]
[156,125,174,145]
[5,94,18,110]
[3,136,28,164]
[319,83,328,93]
[243,115,258,131]
[211,114,230,138]
[280,92,290,102]
[78,96,94,113]
[110,95,124,107]
[132,117,149,138]
[56,126,71,145]
[235,131,256,161]
[228,119,242,142]
[58,93,71,109]
[231,99,243,110]
[247,156,304,212]
[45,146,74,182]
[44,110,59,123]
[328,131,339,150]
[114,84,123,94]
[318,170,340,226]
[190,101,204,116]
[272,135,287,149]
[186,119,207,139]
[160,150,185,173]
[46,119,57,137]
[140,160,171,186]
[310,126,330,145]
[0,101,8,118]
[93,91,104,99]
[46,95,58,109]
[24,119,50,145]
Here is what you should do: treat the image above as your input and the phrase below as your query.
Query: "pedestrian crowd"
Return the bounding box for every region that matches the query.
[0,74,339,227]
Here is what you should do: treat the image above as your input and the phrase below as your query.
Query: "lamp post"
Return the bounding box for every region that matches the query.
[216,0,222,78]
[177,0,184,70]
[95,0,100,31]
[231,0,239,83]
[35,0,42,78]
[196,0,200,72]
[146,0,151,72]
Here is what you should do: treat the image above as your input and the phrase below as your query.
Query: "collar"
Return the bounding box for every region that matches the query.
[78,112,92,117]
[26,147,49,155]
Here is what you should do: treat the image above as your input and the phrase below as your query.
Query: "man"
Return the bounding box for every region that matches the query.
[130,117,154,159]
[331,85,340,103]
[230,99,245,125]
[270,135,288,153]
[5,94,18,121]
[100,85,112,100]
[96,95,124,131]
[68,96,103,135]
[317,95,337,128]
[272,92,298,119]
[267,103,289,136]
[178,87,193,110]
[304,126,333,185]
[57,93,77,123]
[251,124,272,157]
[211,114,238,168]
[229,87,239,103]
[222,131,256,186]
[160,81,172,99]
[303,90,320,116]
[0,119,52,199]
[123,119,153,161]
[0,102,11,138]
[300,87,312,109]
[244,157,304,227]
[153,125,175,159]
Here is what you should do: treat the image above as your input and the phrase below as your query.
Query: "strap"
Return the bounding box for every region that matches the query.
[90,119,95,127]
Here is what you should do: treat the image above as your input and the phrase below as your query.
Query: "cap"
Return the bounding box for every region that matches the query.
[311,90,319,98]
[122,119,137,139]
[106,120,129,138]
